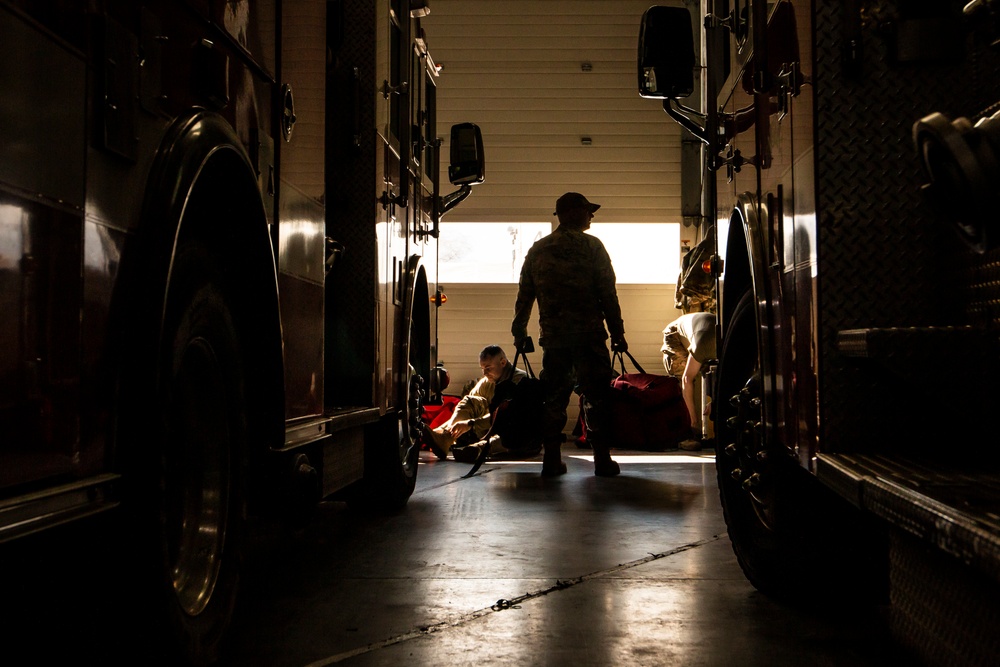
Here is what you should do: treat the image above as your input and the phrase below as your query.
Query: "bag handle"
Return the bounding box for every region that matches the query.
[463,401,507,479]
[612,349,646,375]
[512,347,536,379]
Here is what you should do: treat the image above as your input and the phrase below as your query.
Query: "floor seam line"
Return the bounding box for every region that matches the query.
[413,466,501,493]
[302,534,722,666]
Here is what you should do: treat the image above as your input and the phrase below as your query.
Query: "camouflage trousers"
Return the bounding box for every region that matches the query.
[661,327,689,377]
[539,340,614,446]
[675,293,716,314]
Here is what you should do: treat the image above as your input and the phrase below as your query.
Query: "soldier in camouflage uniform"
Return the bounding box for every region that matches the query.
[512,192,628,477]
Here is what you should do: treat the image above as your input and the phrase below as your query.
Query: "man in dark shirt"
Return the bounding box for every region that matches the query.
[512,192,627,477]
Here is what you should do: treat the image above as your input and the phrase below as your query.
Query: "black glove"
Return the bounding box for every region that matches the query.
[610,334,628,352]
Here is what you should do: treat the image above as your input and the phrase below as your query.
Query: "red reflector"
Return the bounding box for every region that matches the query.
[701,259,713,274]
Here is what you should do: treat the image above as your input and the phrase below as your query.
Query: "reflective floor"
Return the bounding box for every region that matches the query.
[225,449,911,666]
[1,449,914,666]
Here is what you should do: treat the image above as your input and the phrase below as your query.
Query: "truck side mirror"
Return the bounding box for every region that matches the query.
[638,6,696,99]
[434,123,485,227]
[448,122,485,186]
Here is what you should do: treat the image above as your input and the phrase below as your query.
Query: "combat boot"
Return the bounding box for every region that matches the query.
[541,441,567,477]
[424,425,453,460]
[591,441,620,477]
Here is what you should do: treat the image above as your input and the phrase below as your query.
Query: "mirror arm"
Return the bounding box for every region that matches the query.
[673,100,706,119]
[664,99,710,146]
[438,185,473,220]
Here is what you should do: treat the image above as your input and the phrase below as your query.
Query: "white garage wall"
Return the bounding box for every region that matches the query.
[424,0,686,224]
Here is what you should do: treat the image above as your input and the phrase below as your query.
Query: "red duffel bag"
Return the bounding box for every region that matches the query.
[608,351,691,451]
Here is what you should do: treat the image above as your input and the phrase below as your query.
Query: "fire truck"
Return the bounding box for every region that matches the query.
[640,1,1000,663]
[0,0,482,662]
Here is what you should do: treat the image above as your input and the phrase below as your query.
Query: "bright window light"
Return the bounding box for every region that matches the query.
[587,223,680,284]
[439,222,550,283]
[439,222,680,284]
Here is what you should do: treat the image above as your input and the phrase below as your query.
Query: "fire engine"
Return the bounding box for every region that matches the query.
[640,1,1000,663]
[0,0,482,662]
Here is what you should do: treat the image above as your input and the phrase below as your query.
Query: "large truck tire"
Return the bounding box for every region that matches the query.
[715,288,886,602]
[350,328,424,512]
[147,243,249,665]
[365,376,422,511]
[714,288,793,595]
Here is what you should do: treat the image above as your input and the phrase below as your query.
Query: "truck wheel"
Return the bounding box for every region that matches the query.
[154,249,248,664]
[715,289,885,601]
[714,288,794,596]
[354,340,424,512]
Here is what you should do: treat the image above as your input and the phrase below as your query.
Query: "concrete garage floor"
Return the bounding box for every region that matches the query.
[224,449,913,667]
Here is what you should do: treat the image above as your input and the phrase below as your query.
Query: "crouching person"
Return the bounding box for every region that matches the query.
[661,312,717,450]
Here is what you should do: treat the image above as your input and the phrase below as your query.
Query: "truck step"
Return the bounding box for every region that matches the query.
[837,326,996,369]
[817,452,1000,585]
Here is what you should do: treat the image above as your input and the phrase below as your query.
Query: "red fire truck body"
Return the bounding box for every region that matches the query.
[0,0,482,662]
[641,1,1000,663]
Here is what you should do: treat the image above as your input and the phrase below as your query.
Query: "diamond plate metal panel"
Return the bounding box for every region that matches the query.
[813,0,1000,453]
[967,247,1000,328]
[890,529,1000,667]
[325,0,379,407]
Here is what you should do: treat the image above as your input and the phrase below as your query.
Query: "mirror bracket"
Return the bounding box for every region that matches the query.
[665,100,710,147]
[438,185,473,221]
[380,189,407,210]
[774,62,802,120]
[723,146,757,182]
[382,79,409,99]
[776,62,801,95]
[705,10,736,33]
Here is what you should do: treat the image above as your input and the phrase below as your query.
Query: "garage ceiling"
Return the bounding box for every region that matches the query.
[424,0,686,224]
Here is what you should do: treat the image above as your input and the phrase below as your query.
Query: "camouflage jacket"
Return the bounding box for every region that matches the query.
[512,226,625,347]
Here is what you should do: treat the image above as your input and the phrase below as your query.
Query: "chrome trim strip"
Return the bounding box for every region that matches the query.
[0,473,119,543]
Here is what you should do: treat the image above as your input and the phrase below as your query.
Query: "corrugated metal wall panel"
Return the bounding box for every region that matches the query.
[425,0,685,224]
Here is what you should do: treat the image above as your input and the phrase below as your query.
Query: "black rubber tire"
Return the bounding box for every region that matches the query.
[351,332,423,512]
[715,288,887,602]
[153,246,248,665]
[714,288,797,596]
